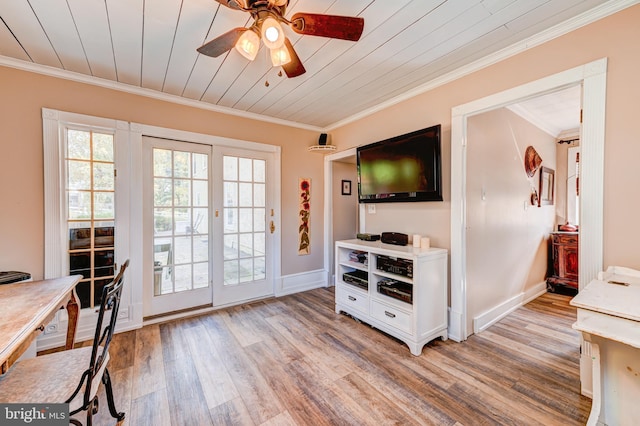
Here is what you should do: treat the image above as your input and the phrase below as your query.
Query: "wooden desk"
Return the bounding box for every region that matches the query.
[0,275,81,374]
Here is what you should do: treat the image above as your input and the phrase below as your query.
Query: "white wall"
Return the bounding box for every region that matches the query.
[359,201,450,249]
[466,108,556,333]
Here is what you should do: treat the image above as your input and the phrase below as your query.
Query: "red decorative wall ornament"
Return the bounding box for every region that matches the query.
[298,178,311,255]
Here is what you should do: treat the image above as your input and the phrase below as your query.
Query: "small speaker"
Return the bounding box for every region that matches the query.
[318,133,328,145]
[381,232,409,246]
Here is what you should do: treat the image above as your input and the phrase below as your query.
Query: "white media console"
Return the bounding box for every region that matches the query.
[335,239,448,355]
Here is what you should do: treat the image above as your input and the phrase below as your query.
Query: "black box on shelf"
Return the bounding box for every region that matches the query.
[343,269,368,290]
[376,255,413,278]
[377,278,413,303]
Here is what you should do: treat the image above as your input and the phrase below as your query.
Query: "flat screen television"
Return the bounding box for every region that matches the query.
[357,124,443,203]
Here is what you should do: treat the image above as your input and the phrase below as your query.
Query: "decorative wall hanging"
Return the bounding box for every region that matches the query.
[298,178,311,255]
[538,167,555,206]
[524,146,543,177]
[341,180,351,195]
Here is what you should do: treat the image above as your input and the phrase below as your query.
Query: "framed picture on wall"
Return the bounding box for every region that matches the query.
[341,180,351,195]
[539,166,554,206]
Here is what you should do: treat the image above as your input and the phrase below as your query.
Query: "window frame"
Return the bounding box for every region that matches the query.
[42,108,132,346]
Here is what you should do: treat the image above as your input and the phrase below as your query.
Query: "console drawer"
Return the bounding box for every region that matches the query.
[336,285,369,315]
[371,300,412,334]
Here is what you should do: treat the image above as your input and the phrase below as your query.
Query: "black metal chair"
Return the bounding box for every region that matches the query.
[0,260,129,425]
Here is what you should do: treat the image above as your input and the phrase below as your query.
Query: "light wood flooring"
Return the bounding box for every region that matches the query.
[87,288,590,425]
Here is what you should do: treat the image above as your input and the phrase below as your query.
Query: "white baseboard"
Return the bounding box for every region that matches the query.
[522,281,548,305]
[473,281,547,334]
[275,268,328,297]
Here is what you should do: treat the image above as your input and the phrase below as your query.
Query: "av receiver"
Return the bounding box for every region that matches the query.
[377,278,413,304]
[376,255,413,278]
[342,269,368,290]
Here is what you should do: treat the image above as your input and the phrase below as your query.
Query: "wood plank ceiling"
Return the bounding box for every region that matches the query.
[0,0,627,129]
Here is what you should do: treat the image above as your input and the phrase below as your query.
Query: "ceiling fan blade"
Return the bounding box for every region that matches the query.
[197,28,247,57]
[290,13,364,41]
[282,38,305,78]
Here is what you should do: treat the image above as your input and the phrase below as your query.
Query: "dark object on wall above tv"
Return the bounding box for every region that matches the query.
[357,124,443,203]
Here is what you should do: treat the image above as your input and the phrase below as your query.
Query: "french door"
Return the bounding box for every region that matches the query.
[143,137,276,317]
[143,137,213,317]
[212,146,275,306]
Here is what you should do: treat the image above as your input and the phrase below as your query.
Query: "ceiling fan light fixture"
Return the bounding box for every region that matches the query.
[270,45,291,66]
[234,29,260,61]
[198,2,363,79]
[261,16,285,49]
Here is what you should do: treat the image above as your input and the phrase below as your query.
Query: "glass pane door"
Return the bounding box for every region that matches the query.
[143,137,212,318]
[222,155,266,285]
[213,149,274,306]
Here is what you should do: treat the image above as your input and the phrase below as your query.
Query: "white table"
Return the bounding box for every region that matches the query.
[571,266,640,426]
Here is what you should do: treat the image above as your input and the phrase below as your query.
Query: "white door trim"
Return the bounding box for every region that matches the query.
[449,58,607,342]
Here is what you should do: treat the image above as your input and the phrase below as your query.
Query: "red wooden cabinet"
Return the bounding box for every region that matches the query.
[547,232,578,291]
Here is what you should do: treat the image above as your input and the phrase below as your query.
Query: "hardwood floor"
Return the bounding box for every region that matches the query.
[90,288,591,425]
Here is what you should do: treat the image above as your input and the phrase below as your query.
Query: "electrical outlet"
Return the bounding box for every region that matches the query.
[367,204,376,214]
[44,324,58,334]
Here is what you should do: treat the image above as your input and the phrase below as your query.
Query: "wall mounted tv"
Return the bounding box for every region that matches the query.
[357,124,443,203]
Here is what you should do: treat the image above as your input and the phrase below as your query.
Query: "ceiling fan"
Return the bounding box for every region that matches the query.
[197,0,365,78]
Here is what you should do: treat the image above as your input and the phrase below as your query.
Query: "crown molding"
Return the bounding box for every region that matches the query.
[324,0,639,131]
[0,56,323,133]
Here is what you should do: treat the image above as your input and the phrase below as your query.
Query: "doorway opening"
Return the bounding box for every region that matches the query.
[465,86,581,335]
[323,148,359,285]
[450,58,606,342]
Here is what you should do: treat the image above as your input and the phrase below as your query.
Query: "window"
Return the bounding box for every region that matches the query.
[66,129,116,308]
[43,109,129,316]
